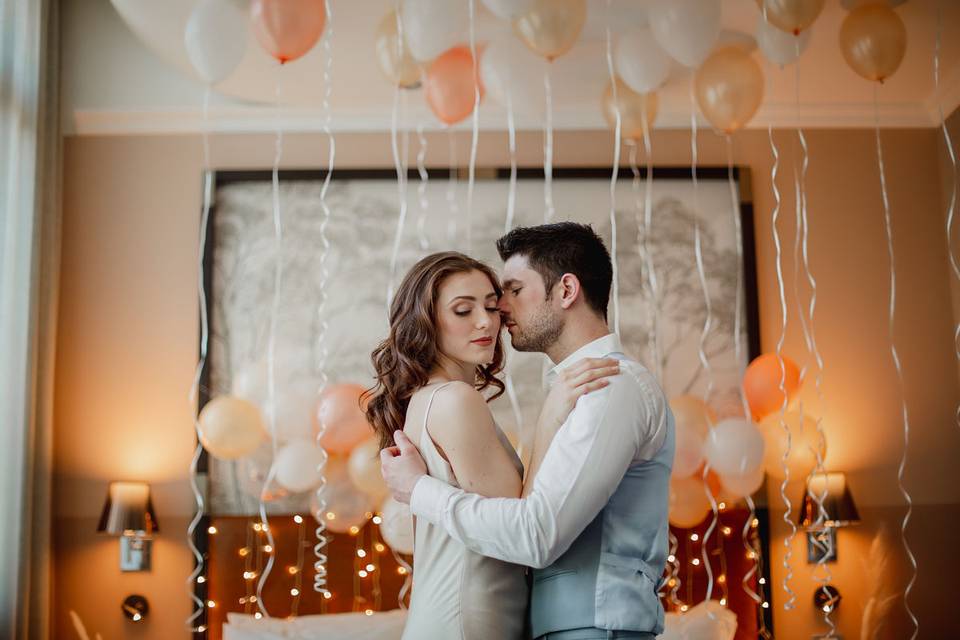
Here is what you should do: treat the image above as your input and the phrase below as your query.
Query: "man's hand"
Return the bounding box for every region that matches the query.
[379,430,428,504]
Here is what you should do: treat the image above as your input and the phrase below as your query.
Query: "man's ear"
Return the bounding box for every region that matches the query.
[557,273,581,310]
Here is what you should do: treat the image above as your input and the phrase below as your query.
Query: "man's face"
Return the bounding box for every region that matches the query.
[497,254,563,353]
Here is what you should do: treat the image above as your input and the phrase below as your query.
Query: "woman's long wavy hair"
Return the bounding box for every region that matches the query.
[364,252,506,451]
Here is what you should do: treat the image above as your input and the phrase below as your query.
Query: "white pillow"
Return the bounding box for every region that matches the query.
[222,622,287,640]
[222,609,407,640]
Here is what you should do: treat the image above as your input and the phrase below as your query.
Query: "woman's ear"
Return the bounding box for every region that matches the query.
[557,273,581,310]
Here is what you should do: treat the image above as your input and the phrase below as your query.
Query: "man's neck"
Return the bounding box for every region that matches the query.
[545,315,611,365]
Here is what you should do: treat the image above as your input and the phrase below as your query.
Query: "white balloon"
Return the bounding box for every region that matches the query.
[682,599,738,640]
[184,0,247,85]
[274,439,326,493]
[718,465,765,500]
[311,457,374,534]
[656,612,686,640]
[263,379,318,442]
[400,0,469,62]
[232,360,268,408]
[479,34,550,117]
[672,425,704,479]
[704,418,765,477]
[379,497,414,554]
[481,0,534,20]
[756,15,811,66]
[648,0,721,68]
[614,28,671,93]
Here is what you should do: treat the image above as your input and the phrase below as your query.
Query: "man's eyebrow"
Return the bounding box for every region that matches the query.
[502,278,521,289]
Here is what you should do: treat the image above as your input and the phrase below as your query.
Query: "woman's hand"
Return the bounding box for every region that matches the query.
[539,357,620,433]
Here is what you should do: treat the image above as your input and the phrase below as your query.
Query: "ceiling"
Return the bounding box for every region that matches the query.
[71,0,960,134]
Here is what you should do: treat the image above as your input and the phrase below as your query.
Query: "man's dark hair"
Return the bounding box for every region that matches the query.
[496,222,613,319]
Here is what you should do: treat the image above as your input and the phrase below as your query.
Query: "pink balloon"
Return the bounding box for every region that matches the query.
[251,0,326,64]
[315,383,373,455]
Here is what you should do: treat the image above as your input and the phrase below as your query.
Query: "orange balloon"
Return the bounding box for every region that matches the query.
[760,410,826,481]
[251,0,326,64]
[743,353,801,420]
[669,475,711,528]
[695,47,764,134]
[513,0,586,62]
[425,46,484,125]
[375,10,421,88]
[839,3,906,84]
[755,0,824,36]
[601,78,658,141]
[315,383,373,455]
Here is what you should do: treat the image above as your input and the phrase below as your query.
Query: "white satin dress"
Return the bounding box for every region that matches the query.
[400,382,528,640]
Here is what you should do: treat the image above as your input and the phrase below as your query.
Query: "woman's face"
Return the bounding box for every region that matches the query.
[435,270,501,367]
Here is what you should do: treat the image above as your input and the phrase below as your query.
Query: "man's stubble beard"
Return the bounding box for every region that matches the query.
[509,301,563,354]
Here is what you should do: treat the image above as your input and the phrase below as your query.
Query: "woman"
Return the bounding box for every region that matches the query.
[364,252,610,639]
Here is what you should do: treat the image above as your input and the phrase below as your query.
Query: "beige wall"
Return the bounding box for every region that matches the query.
[55,126,960,639]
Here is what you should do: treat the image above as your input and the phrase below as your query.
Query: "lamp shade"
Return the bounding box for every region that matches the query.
[799,472,860,529]
[97,482,159,536]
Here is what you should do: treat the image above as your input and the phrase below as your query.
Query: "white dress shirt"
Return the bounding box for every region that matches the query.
[409,333,669,569]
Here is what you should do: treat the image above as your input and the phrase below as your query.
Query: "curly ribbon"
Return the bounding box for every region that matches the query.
[504,82,518,234]
[312,0,336,597]
[256,63,287,618]
[603,0,622,336]
[543,65,555,223]
[446,131,459,246]
[873,83,919,640]
[465,0,480,252]
[290,515,306,615]
[640,105,661,379]
[386,60,409,309]
[185,85,213,634]
[935,3,960,430]
[415,121,430,253]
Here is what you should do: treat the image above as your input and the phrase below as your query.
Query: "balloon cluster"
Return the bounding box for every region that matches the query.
[197,375,413,555]
[668,352,824,529]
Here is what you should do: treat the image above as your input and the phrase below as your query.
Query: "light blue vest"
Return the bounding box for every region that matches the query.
[529,406,675,637]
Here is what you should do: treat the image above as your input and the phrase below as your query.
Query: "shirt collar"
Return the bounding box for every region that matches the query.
[547,333,624,382]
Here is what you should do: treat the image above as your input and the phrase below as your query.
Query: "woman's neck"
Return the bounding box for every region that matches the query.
[429,355,475,386]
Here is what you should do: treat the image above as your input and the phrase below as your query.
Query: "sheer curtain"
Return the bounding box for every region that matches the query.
[0,0,60,638]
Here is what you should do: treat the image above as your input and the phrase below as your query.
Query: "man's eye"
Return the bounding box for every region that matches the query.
[512,288,522,296]
[485,307,499,313]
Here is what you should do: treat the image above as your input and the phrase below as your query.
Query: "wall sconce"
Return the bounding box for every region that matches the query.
[798,472,860,563]
[97,481,159,571]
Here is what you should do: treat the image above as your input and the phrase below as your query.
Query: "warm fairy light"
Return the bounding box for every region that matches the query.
[365,609,374,616]
[357,549,367,558]
[751,518,759,528]
[243,571,256,580]
[667,554,676,563]
[690,533,699,542]
[132,613,142,621]
[263,545,273,553]
[293,514,303,524]
[759,577,767,585]
[762,601,770,609]
[719,598,727,606]
[326,512,336,521]
[717,575,726,584]
[239,597,247,604]
[364,511,373,520]
[197,625,207,632]
[679,604,689,612]
[350,526,360,535]
[254,612,263,619]
[746,550,757,560]
[207,600,216,609]
[238,547,249,557]
[667,578,676,587]
[691,558,700,566]
[207,525,218,534]
[290,588,300,596]
[366,564,375,572]
[375,543,385,552]
[397,567,407,575]
[253,523,262,532]
[288,566,298,575]
[323,592,333,600]
[718,502,726,511]
[197,576,206,584]
[372,515,383,525]
[722,526,732,536]
[358,570,368,578]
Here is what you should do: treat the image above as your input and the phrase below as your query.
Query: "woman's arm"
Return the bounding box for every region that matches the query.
[426,381,522,499]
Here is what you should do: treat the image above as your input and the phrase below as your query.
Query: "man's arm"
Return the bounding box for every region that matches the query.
[407,376,663,568]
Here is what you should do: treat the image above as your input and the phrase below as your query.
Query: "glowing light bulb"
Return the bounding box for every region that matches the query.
[718,502,726,511]
[326,512,336,521]
[358,570,368,578]
[372,516,383,525]
[722,526,732,536]
[717,575,726,584]
[759,577,767,585]
[762,601,769,609]
[375,543,386,552]
[290,588,300,596]
[719,598,727,606]
[264,545,273,553]
[207,526,218,535]
[752,518,759,528]
[288,566,298,575]
[667,554,676,563]
[366,564,375,572]
[357,549,367,558]
[254,612,263,619]
[691,558,700,566]
[294,515,303,524]
[397,567,408,575]
[207,600,216,608]
[680,604,689,612]
[690,533,699,542]
[197,576,206,584]
[253,523,262,532]
[350,526,360,535]
[323,592,333,600]
[365,609,373,616]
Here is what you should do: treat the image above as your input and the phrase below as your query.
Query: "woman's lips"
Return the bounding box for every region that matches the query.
[471,337,493,346]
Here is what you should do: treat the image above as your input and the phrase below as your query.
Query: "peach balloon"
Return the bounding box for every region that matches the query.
[198,395,267,460]
[669,395,717,440]
[669,476,711,528]
[760,410,826,481]
[374,10,421,88]
[743,353,801,420]
[695,47,764,134]
[348,438,389,503]
[839,3,906,84]
[719,465,766,500]
[601,79,658,141]
[311,455,375,534]
[755,0,824,36]
[425,46,483,126]
[315,383,372,455]
[251,0,326,64]
[513,0,586,62]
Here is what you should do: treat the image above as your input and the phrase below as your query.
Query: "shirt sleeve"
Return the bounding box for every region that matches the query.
[409,374,658,568]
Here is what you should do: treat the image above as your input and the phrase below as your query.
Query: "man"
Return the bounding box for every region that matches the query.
[381,222,675,640]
